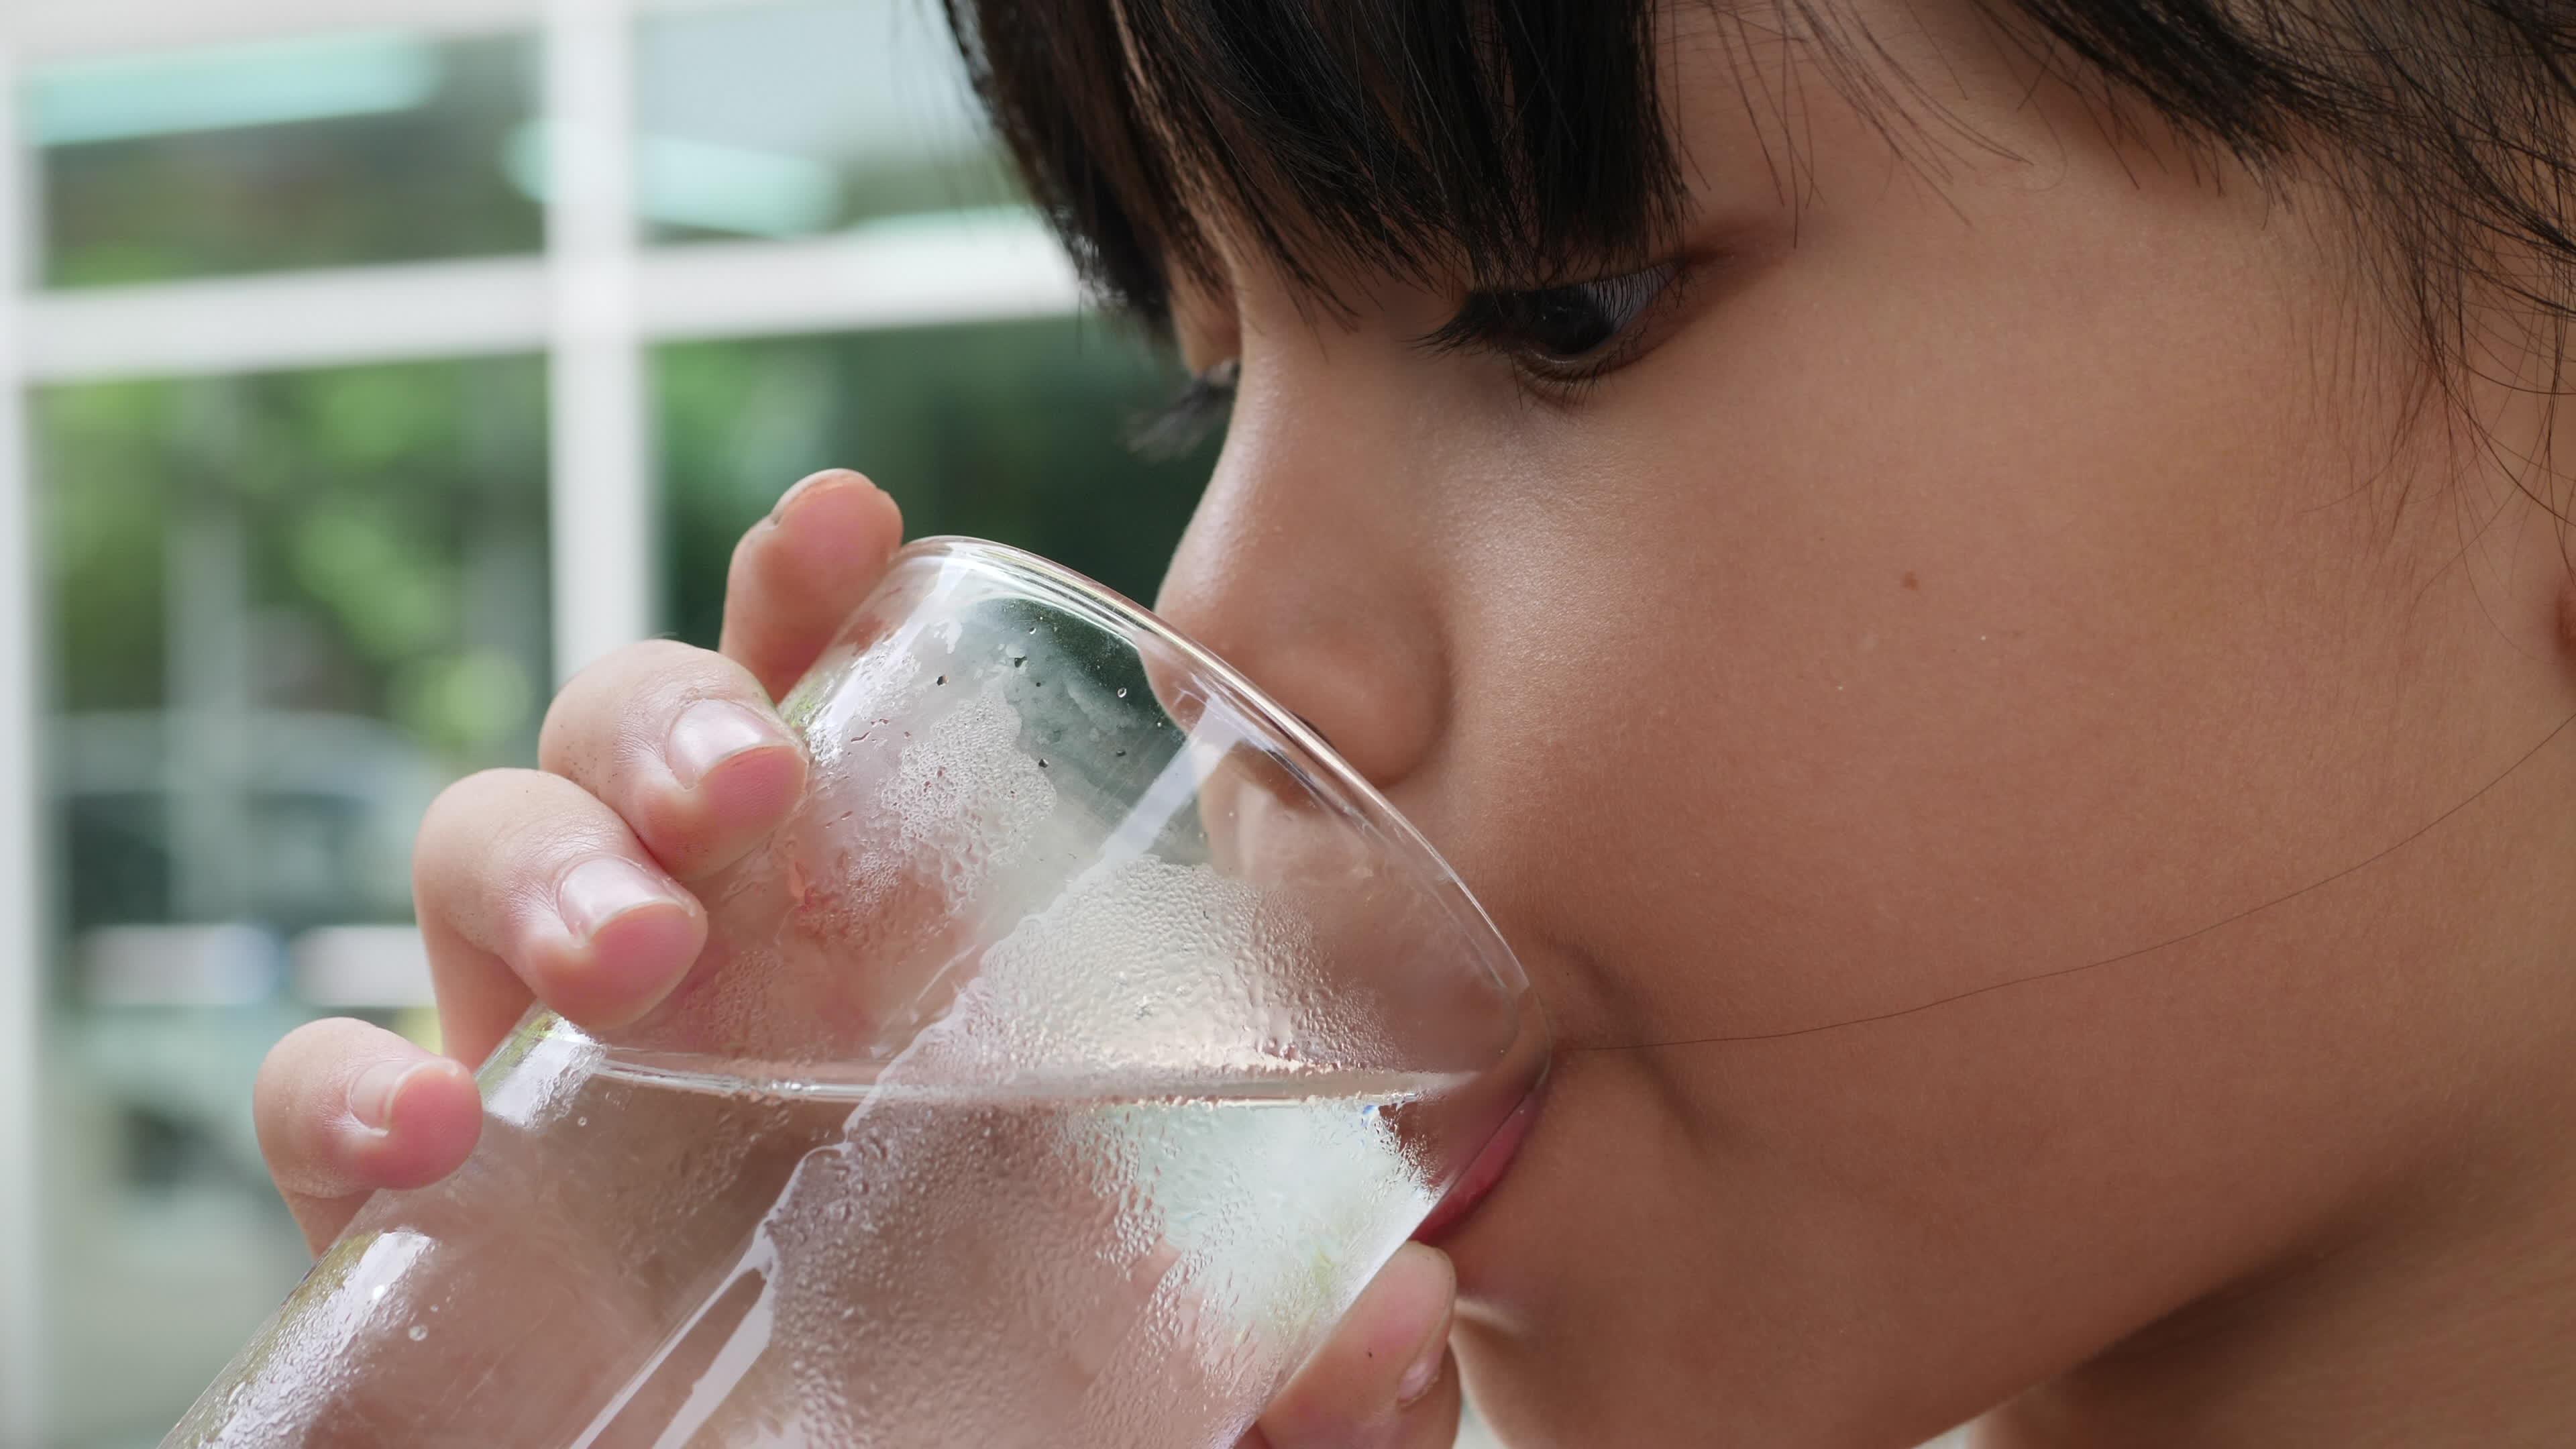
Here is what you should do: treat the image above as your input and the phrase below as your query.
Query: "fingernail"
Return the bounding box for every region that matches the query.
[1396,1316,1450,1407]
[559,857,680,939]
[767,468,843,524]
[667,698,789,789]
[350,1059,424,1133]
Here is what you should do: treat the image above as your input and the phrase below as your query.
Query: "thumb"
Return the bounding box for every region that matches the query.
[1248,1241,1462,1449]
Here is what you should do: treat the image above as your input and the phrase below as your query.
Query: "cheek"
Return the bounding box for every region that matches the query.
[1407,186,2559,1407]
[1442,244,2387,1041]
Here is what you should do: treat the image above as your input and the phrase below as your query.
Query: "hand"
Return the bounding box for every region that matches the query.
[250,469,1464,1449]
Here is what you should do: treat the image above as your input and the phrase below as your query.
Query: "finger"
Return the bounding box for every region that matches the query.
[718,468,905,700]
[1250,1242,1462,1449]
[537,639,806,883]
[415,768,706,1063]
[255,1017,482,1255]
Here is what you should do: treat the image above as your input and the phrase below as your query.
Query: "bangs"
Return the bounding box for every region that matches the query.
[943,0,1686,328]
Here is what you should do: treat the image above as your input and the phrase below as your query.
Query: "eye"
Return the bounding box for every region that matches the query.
[1426,262,1686,387]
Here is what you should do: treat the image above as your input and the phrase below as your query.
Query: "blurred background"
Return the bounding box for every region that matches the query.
[0,0,1224,1442]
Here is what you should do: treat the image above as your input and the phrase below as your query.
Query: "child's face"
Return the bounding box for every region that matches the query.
[1152,4,2576,1446]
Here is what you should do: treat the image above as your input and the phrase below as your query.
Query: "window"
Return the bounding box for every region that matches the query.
[38,358,546,1441]
[0,3,1210,1442]
[38,32,543,286]
[635,0,1017,243]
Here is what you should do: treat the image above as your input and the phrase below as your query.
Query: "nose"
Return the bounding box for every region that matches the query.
[1153,317,1449,794]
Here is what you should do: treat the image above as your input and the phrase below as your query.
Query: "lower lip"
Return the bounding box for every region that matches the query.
[1412,1082,1544,1245]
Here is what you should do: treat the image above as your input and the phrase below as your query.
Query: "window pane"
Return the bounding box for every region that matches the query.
[633,0,1017,244]
[659,317,1215,649]
[36,356,547,1445]
[34,32,543,287]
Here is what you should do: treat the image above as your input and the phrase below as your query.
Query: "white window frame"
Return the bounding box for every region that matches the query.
[0,34,45,1442]
[0,1,1080,1439]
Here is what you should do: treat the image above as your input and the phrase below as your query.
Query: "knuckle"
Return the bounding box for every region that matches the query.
[727,515,771,590]
[252,1022,328,1112]
[543,642,761,784]
[254,1018,368,1157]
[539,640,686,757]
[417,770,631,930]
[612,637,710,676]
[416,770,544,885]
[422,770,569,856]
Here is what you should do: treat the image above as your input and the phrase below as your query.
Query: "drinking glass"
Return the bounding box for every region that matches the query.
[168,539,1547,1448]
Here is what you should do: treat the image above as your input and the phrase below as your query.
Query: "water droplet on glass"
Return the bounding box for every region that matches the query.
[407,1324,427,1342]
[1116,687,1128,698]
[576,1116,588,1128]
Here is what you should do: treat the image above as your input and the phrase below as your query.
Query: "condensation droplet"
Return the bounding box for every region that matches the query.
[1116,687,1128,698]
[407,1324,427,1342]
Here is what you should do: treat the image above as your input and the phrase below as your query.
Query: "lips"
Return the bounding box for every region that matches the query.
[1413,1081,1544,1245]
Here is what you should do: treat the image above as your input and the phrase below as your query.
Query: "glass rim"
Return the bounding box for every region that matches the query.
[898,535,1532,1002]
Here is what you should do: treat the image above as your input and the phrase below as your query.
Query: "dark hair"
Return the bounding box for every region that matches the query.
[941,0,2576,394]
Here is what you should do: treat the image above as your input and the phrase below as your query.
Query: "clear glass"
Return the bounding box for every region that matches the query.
[36,359,548,1445]
[167,540,1547,1448]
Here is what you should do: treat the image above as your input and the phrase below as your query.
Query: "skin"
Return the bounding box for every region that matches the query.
[256,1,2576,1444]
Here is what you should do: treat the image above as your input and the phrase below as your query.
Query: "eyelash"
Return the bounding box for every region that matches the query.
[1423,262,1688,394]
[1131,358,1238,458]
[1130,260,1686,452]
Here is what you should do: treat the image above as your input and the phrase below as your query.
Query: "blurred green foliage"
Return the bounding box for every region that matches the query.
[43,315,1219,756]
[38,357,550,761]
[658,315,1218,650]
[42,380,171,710]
